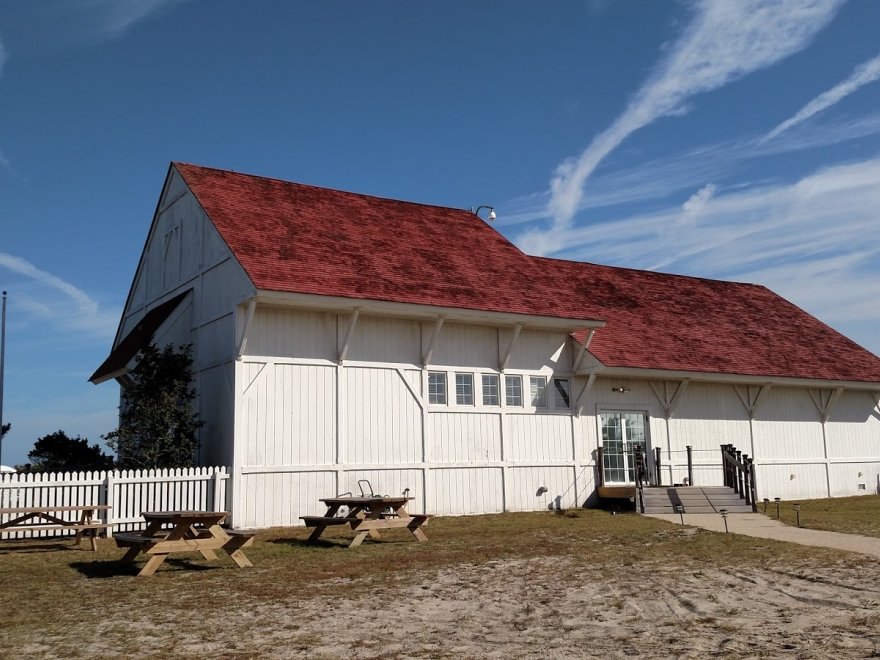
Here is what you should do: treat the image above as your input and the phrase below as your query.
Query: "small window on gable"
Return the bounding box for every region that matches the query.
[482,374,500,406]
[505,375,523,407]
[530,376,548,408]
[553,378,571,409]
[456,373,474,406]
[428,371,447,405]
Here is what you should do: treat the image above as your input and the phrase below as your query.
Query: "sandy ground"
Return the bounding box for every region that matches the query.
[21,553,880,659]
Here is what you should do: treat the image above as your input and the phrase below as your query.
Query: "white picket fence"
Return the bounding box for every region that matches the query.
[0,466,229,538]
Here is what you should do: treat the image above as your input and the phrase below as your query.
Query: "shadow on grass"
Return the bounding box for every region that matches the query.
[70,556,224,579]
[266,535,418,550]
[0,541,81,553]
[268,536,333,548]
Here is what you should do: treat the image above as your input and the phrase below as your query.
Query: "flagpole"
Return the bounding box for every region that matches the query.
[0,290,6,466]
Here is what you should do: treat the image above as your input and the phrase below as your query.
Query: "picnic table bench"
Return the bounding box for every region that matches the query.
[302,496,430,548]
[115,510,255,576]
[0,505,112,551]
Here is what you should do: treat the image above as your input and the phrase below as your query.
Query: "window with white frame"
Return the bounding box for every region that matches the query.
[553,377,571,409]
[482,374,500,406]
[505,375,523,406]
[530,376,548,407]
[428,371,447,405]
[455,373,474,405]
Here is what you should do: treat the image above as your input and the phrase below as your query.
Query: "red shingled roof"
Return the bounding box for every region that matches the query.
[175,163,597,322]
[175,163,880,384]
[539,258,880,383]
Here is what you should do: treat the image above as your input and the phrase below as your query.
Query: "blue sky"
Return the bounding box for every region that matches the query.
[1,0,879,466]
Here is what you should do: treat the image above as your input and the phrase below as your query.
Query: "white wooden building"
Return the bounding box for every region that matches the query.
[92,163,880,528]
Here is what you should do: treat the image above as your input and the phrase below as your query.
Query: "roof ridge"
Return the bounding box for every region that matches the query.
[173,161,481,217]
[532,254,766,289]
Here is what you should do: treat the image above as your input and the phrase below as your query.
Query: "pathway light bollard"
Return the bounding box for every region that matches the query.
[719,508,729,533]
[793,503,801,527]
[762,498,770,513]
[674,504,685,526]
[774,497,781,519]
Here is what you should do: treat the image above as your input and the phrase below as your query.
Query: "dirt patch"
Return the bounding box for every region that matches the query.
[19,556,880,658]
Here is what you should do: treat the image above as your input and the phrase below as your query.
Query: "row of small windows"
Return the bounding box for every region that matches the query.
[428,372,570,409]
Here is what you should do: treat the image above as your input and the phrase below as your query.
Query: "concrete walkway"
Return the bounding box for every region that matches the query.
[647,512,880,560]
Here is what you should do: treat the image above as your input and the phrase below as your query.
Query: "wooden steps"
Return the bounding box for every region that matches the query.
[641,486,754,514]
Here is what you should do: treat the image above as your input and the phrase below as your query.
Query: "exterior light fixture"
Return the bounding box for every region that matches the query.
[611,386,630,393]
[471,205,496,221]
[674,504,685,525]
[719,508,729,533]
[793,502,801,527]
[774,497,781,519]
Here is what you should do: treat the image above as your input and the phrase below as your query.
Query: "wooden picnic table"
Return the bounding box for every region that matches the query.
[114,510,255,577]
[301,496,430,548]
[0,504,112,551]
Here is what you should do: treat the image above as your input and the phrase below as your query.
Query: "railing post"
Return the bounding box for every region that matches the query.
[596,447,605,488]
[633,446,645,513]
[686,445,694,487]
[748,459,758,512]
[654,447,662,486]
[720,445,730,488]
[741,455,752,507]
[735,450,744,495]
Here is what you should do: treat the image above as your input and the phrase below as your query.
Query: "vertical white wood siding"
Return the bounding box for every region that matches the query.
[231,304,880,527]
[505,466,579,511]
[754,463,829,502]
[506,414,571,462]
[240,362,336,466]
[753,389,825,461]
[117,173,254,483]
[826,391,880,458]
[350,317,420,365]
[430,468,505,515]
[343,367,422,465]
[429,413,502,463]
[431,323,497,369]
[238,470,336,528]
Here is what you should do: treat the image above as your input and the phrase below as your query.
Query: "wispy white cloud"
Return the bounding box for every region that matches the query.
[0,253,98,314]
[502,112,880,232]
[677,183,716,228]
[84,0,185,40]
[0,146,13,174]
[0,253,119,340]
[0,34,8,76]
[547,0,843,237]
[764,53,880,142]
[5,0,188,54]
[0,36,9,174]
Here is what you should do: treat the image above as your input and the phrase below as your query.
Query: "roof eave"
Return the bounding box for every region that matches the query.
[579,364,880,391]
[252,289,606,332]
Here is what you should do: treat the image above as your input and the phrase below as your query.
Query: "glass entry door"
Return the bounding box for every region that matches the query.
[601,411,648,484]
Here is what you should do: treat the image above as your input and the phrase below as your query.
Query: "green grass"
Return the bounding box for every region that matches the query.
[0,506,875,655]
[759,493,880,537]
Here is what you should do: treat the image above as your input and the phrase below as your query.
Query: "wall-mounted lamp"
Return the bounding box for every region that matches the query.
[471,205,496,221]
[611,386,630,393]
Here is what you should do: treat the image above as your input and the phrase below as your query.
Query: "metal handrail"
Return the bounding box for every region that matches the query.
[634,446,647,513]
[720,444,758,512]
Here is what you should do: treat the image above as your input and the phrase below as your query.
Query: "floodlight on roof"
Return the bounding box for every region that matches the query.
[472,205,496,221]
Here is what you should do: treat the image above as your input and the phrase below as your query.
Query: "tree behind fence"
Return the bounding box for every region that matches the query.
[0,466,229,538]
